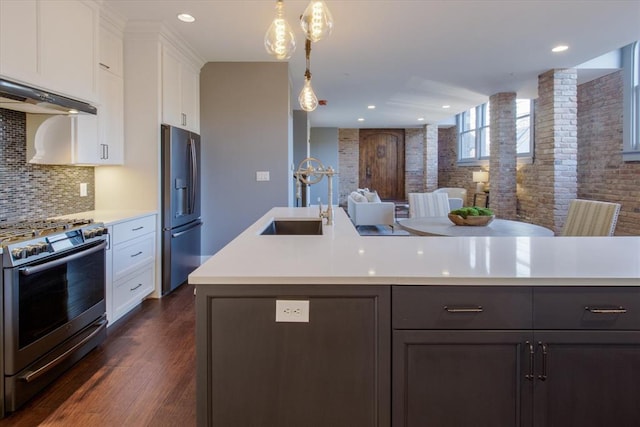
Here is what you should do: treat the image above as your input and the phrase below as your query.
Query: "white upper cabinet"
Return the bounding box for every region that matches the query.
[96,17,124,165]
[162,43,200,133]
[99,23,123,77]
[0,0,98,103]
[0,0,39,84]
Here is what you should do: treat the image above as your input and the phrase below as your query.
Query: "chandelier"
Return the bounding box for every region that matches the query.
[264,0,334,112]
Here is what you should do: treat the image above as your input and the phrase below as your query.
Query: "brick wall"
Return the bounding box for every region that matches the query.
[0,108,95,221]
[424,124,438,191]
[337,128,359,206]
[535,69,578,232]
[405,128,425,195]
[577,70,640,236]
[489,92,517,219]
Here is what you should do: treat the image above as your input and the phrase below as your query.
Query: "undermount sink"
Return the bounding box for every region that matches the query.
[260,219,323,235]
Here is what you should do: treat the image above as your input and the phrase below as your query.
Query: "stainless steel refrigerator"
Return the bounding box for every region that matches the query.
[161,124,202,295]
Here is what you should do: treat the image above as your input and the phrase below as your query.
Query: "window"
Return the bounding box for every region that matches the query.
[622,41,640,161]
[516,99,534,157]
[457,99,532,162]
[457,102,490,162]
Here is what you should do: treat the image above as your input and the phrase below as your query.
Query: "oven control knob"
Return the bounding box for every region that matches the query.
[36,242,50,254]
[25,245,39,256]
[11,248,24,259]
[84,229,96,239]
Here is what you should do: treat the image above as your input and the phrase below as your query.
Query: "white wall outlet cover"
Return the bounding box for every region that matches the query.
[256,171,270,181]
[80,182,88,197]
[275,300,310,322]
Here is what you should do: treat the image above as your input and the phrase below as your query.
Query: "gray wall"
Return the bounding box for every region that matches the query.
[309,127,339,206]
[292,110,309,206]
[200,62,292,256]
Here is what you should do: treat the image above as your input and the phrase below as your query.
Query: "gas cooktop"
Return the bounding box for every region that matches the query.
[0,218,108,267]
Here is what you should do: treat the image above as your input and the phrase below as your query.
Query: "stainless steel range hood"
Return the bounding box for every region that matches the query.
[0,78,97,115]
[0,79,99,165]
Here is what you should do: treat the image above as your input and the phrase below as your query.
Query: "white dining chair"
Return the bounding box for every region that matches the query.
[408,192,451,218]
[560,199,621,236]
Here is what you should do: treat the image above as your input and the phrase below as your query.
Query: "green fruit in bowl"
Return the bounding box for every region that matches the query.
[450,206,494,218]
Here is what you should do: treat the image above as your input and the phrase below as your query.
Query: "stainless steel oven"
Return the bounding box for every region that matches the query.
[0,220,108,416]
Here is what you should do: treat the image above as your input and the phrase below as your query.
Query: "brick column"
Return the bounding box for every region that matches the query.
[536,69,578,232]
[424,124,438,191]
[489,92,517,219]
[338,128,359,206]
[405,128,425,196]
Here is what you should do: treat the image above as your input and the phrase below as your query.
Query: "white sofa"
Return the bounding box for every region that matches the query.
[347,192,396,229]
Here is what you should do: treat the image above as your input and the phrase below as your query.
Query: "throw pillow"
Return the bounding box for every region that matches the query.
[352,192,367,203]
[363,190,381,203]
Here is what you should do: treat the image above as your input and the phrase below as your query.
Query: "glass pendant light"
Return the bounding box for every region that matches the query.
[264,0,296,60]
[299,40,318,111]
[299,75,318,112]
[300,1,334,42]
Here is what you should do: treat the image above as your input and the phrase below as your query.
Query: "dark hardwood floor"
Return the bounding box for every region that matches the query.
[0,283,196,427]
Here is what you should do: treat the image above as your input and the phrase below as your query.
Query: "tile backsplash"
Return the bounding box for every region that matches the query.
[0,108,95,221]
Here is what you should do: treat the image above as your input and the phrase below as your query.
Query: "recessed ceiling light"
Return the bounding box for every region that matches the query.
[417,117,425,121]
[177,13,195,23]
[357,118,365,122]
[367,105,376,109]
[442,105,450,109]
[552,45,569,53]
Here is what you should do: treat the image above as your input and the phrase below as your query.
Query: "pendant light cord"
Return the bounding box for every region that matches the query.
[305,39,312,79]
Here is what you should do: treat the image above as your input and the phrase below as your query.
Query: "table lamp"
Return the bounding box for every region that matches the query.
[473,171,489,193]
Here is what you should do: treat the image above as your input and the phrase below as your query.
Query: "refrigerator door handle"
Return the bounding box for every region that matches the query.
[171,219,203,238]
[189,137,198,215]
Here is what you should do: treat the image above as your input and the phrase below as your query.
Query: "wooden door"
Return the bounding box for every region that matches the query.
[359,129,405,200]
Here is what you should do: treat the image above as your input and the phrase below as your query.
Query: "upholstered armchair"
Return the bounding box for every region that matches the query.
[434,187,468,206]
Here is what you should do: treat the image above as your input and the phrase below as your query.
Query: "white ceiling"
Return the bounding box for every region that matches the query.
[102,0,640,129]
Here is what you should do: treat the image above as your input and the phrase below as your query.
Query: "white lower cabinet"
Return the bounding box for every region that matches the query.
[106,214,157,325]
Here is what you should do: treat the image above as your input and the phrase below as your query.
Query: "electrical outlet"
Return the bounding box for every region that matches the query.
[275,300,310,322]
[80,183,88,197]
[256,171,270,181]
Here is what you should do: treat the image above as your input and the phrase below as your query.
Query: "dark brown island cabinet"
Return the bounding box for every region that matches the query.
[196,285,391,427]
[393,286,640,427]
[196,284,640,427]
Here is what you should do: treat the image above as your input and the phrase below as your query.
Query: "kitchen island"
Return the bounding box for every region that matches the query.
[191,207,640,427]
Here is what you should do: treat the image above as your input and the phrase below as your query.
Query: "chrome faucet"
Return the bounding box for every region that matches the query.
[294,158,337,225]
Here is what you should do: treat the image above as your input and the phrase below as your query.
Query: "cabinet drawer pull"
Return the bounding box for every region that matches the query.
[585,306,627,314]
[130,251,143,258]
[130,283,143,291]
[99,62,110,70]
[132,226,144,231]
[443,305,483,313]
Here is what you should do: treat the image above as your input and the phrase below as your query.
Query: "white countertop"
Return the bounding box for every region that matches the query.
[189,207,640,286]
[55,209,157,226]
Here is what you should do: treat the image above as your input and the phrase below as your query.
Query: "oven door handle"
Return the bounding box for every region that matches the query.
[19,241,107,276]
[19,318,108,383]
